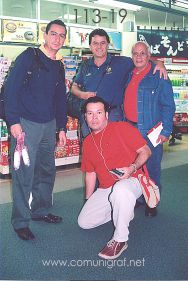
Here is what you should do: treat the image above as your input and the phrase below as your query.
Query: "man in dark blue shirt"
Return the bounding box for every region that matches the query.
[71,28,167,138]
[4,19,67,241]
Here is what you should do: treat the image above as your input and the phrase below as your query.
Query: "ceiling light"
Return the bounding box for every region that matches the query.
[82,0,141,11]
[11,4,24,8]
[63,14,82,20]
[176,0,188,9]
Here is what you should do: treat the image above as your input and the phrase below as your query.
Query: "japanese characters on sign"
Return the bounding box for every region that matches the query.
[137,29,188,57]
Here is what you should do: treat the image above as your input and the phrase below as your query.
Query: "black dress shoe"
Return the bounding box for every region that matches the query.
[135,201,144,209]
[14,227,35,240]
[145,206,157,217]
[32,213,62,223]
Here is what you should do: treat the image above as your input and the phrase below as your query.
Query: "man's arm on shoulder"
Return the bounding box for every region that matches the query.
[71,82,96,100]
[85,171,97,199]
[151,59,168,79]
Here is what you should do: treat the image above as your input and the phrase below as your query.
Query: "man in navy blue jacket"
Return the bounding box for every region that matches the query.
[4,19,67,240]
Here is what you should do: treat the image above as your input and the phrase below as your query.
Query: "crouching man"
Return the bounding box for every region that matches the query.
[78,96,151,260]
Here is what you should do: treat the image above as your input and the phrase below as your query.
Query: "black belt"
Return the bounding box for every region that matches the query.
[110,105,121,110]
[126,119,138,125]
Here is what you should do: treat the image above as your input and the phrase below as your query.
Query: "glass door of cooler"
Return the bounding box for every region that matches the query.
[167,63,188,133]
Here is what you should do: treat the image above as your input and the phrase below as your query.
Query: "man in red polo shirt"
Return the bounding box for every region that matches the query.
[78,96,151,260]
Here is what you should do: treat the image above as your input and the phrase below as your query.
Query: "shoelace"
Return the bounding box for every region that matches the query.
[14,132,30,170]
[107,239,117,248]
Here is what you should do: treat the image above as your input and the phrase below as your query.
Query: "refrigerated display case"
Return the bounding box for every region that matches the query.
[166,62,188,133]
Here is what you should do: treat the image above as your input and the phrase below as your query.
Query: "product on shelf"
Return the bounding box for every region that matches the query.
[66,116,79,131]
[0,57,12,90]
[0,140,9,166]
[54,134,80,159]
[0,120,8,139]
[63,56,79,93]
[0,120,10,172]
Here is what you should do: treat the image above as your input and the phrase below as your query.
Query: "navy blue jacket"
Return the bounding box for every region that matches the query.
[4,48,67,130]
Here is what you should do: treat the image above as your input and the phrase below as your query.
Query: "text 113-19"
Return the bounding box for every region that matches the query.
[73,8,127,24]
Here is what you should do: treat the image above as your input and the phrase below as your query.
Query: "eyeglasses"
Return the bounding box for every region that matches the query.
[49,31,66,40]
[132,51,148,57]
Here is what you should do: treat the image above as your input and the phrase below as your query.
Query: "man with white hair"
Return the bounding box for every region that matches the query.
[124,41,175,217]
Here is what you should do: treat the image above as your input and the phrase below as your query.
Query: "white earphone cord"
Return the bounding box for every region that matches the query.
[90,127,118,181]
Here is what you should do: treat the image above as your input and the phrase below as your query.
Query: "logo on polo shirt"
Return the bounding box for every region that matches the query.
[106,66,112,74]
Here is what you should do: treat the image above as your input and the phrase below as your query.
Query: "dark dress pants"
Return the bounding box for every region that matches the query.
[11,118,56,230]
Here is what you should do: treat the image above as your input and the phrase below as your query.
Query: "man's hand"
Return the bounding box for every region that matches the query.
[156,134,169,144]
[81,91,96,100]
[114,144,152,180]
[153,60,168,79]
[114,167,135,179]
[71,82,96,100]
[58,131,66,147]
[10,124,22,139]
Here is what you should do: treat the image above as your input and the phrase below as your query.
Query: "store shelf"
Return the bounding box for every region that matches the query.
[0,156,81,175]
[55,155,80,166]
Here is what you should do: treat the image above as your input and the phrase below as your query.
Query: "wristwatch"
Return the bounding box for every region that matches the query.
[58,128,65,132]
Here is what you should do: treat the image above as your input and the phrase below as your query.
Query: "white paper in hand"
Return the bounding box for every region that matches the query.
[147,122,163,147]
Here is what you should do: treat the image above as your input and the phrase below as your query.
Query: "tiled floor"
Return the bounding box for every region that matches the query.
[0,134,187,204]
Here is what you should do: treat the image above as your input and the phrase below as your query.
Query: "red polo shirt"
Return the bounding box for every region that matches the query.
[124,62,151,122]
[81,122,146,188]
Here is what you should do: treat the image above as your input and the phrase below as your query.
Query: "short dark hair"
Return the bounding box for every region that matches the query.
[82,96,110,114]
[46,19,67,35]
[89,29,110,45]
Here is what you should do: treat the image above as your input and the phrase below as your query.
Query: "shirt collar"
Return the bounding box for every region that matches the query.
[90,53,112,67]
[133,62,151,77]
[39,44,63,61]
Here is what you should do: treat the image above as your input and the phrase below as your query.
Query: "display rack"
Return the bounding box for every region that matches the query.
[0,118,81,175]
[166,62,188,133]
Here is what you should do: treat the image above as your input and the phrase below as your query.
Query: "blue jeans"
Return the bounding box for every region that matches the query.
[146,142,163,191]
[80,106,124,138]
[11,118,56,229]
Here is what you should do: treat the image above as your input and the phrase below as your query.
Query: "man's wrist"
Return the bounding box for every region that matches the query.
[58,128,65,132]
[130,163,137,174]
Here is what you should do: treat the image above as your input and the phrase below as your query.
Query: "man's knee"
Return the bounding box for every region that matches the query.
[77,214,91,229]
[110,180,137,202]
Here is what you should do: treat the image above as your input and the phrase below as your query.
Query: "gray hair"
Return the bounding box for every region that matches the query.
[131,41,151,56]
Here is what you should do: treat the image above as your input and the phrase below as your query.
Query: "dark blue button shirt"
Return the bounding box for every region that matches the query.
[74,54,134,106]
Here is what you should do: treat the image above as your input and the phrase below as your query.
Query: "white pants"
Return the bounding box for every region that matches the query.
[78,177,142,242]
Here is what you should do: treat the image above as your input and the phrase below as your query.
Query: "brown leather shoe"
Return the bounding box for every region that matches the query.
[145,206,157,217]
[32,213,62,223]
[14,227,35,240]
